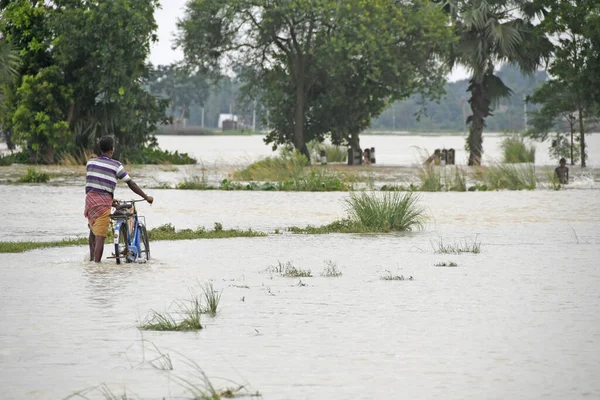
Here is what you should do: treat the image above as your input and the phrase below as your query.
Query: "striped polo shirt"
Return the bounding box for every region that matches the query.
[85,155,131,195]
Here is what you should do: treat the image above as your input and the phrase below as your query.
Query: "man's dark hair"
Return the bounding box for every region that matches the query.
[559,157,567,164]
[99,136,115,153]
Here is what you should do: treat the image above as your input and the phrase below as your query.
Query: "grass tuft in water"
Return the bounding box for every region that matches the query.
[200,281,222,316]
[138,296,203,331]
[380,271,414,281]
[482,163,537,190]
[431,236,481,254]
[321,260,343,277]
[345,191,426,232]
[434,261,458,267]
[19,168,50,183]
[501,134,536,163]
[233,151,309,181]
[266,261,312,278]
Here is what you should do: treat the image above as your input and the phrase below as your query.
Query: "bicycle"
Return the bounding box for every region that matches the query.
[109,199,150,264]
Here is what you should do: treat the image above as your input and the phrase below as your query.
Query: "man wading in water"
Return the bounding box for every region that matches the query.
[84,136,154,262]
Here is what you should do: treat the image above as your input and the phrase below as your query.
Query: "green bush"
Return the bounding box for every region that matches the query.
[125,146,197,165]
[233,151,309,181]
[0,151,29,166]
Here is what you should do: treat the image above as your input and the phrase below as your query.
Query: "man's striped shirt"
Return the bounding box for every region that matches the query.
[85,156,131,195]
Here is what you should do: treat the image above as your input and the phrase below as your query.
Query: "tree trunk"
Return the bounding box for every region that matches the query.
[467,82,486,166]
[349,132,361,154]
[578,106,586,167]
[293,65,310,161]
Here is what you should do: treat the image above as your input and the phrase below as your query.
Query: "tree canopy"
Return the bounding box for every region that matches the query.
[0,0,169,163]
[177,0,453,157]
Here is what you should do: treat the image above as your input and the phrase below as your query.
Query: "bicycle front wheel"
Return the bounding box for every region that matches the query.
[139,224,150,262]
[114,222,129,264]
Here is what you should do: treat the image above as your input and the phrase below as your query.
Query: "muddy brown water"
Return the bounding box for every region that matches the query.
[1,135,599,399]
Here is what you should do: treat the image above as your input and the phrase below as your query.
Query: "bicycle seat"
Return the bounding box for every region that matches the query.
[115,203,133,211]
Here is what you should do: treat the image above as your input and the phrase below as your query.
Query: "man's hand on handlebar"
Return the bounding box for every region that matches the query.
[146,196,154,204]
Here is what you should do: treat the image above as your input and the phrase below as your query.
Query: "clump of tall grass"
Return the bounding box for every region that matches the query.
[177,174,212,190]
[266,261,312,277]
[277,169,351,191]
[345,191,426,231]
[19,168,50,183]
[138,296,203,331]
[58,148,97,166]
[431,236,481,254]
[321,260,343,277]
[233,151,309,181]
[501,134,536,163]
[417,165,467,192]
[307,140,347,163]
[200,281,222,316]
[483,163,537,190]
[546,170,561,190]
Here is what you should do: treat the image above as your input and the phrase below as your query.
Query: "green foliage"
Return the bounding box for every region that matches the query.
[178,0,452,155]
[123,144,196,165]
[438,0,552,165]
[501,134,536,163]
[483,163,537,190]
[345,192,426,232]
[0,151,28,166]
[1,0,169,163]
[307,140,347,163]
[18,168,50,183]
[434,261,458,267]
[548,133,580,164]
[233,152,309,182]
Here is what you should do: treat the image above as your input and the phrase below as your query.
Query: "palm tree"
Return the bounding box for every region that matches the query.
[0,39,19,85]
[438,0,551,165]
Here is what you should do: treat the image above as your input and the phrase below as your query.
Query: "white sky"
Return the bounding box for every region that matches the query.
[150,0,470,81]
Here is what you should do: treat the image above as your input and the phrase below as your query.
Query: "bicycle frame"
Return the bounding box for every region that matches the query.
[111,200,149,263]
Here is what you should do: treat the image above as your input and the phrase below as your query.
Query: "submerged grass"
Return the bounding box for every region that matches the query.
[321,260,343,277]
[417,165,467,192]
[266,261,312,278]
[431,236,481,254]
[0,237,88,253]
[233,151,309,181]
[380,271,414,281]
[138,295,203,331]
[148,223,266,241]
[0,224,265,254]
[434,261,458,267]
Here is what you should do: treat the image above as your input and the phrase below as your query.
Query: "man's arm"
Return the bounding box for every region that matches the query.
[127,180,154,203]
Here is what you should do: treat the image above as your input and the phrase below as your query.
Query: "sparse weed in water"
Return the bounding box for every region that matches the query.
[200,281,222,316]
[380,271,414,281]
[19,168,50,183]
[138,295,203,331]
[431,236,481,254]
[266,261,312,278]
[321,260,343,277]
[64,383,136,400]
[434,261,458,267]
[148,223,266,241]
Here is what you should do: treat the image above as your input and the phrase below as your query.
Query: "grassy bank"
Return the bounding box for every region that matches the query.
[0,223,265,254]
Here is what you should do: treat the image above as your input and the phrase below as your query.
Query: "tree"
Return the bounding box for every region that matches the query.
[527,80,581,165]
[0,0,168,163]
[177,0,452,158]
[0,38,19,149]
[526,0,600,167]
[437,0,552,165]
[148,64,209,129]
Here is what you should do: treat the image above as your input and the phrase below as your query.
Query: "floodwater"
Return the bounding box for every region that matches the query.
[1,135,600,400]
